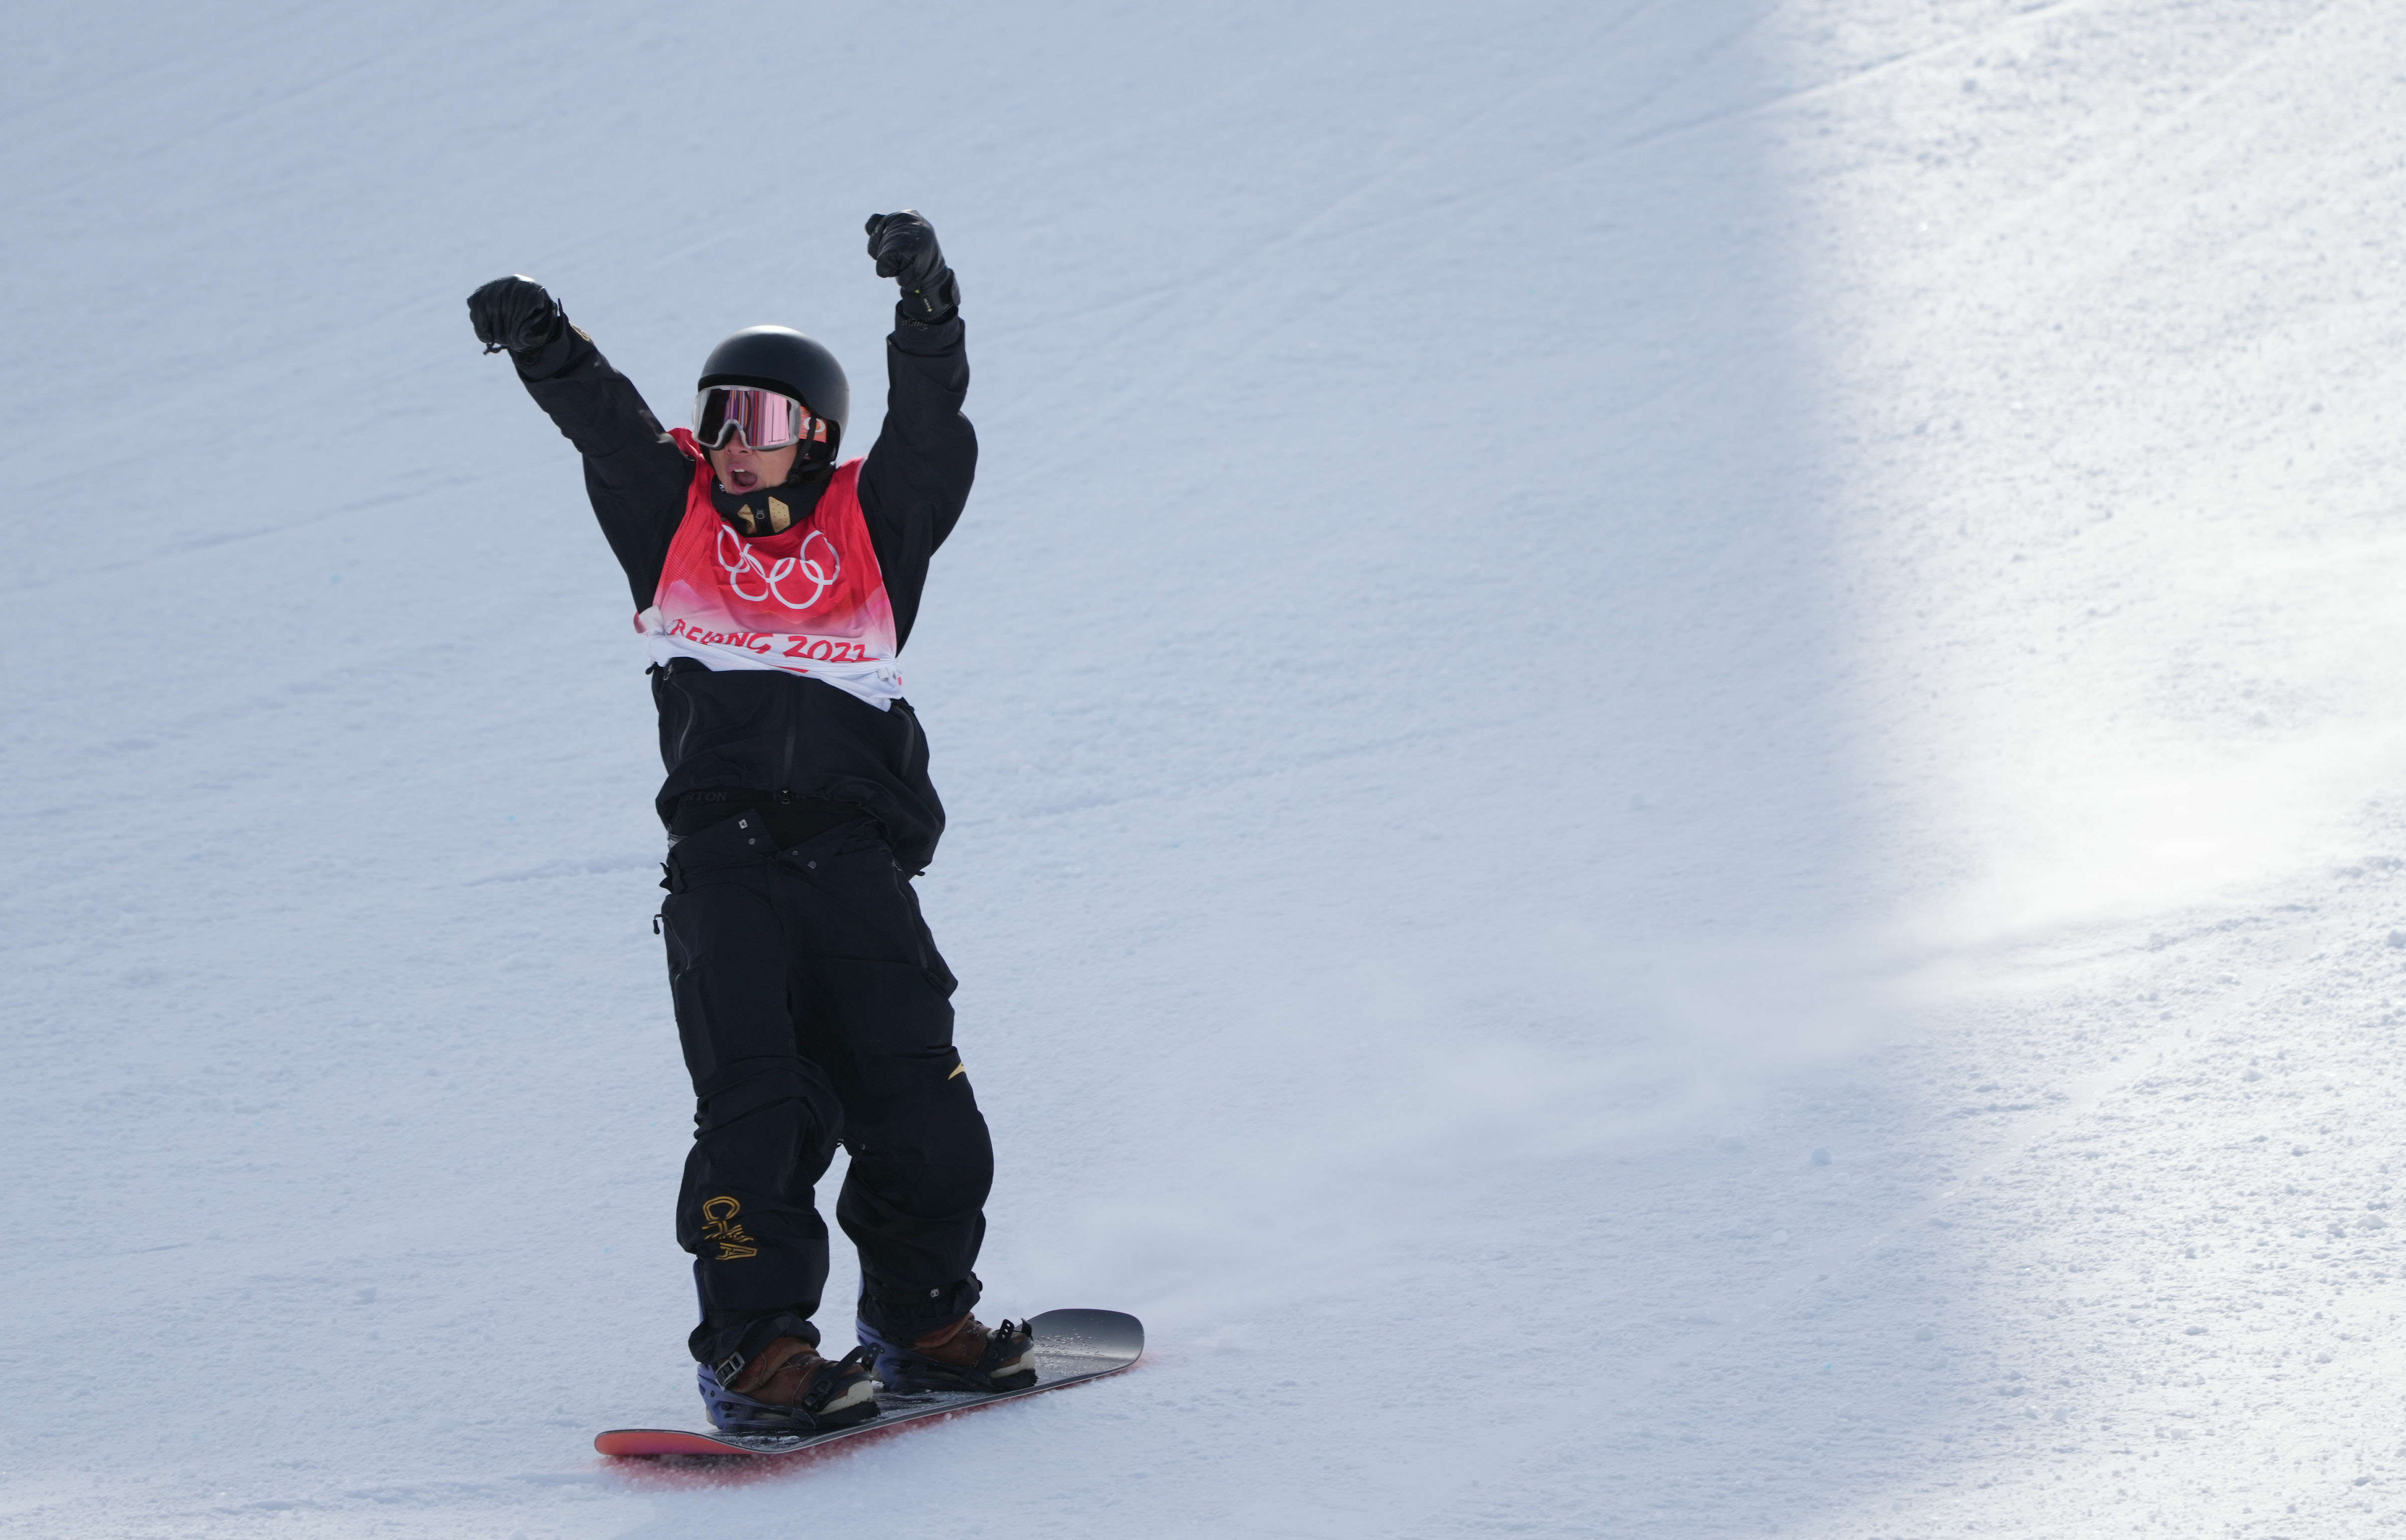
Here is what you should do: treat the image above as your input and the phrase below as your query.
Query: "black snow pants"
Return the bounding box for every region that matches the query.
[658,808,992,1372]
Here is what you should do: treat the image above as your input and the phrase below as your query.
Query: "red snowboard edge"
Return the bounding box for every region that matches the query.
[598,1428,763,1457]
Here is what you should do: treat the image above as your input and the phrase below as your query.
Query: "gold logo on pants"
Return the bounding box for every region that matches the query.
[701,1195,759,1261]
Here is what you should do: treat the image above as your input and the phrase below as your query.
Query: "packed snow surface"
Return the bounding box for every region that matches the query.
[6,1,2406,1534]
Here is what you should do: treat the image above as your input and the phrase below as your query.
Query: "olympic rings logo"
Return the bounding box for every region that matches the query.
[716,522,842,611]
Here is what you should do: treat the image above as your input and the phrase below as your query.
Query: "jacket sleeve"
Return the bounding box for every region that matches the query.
[514,324,694,611]
[857,309,977,651]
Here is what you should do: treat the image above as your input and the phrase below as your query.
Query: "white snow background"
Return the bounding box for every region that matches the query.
[4,0,2404,1534]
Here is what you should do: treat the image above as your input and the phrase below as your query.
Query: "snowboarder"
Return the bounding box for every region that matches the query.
[467,212,1030,1435]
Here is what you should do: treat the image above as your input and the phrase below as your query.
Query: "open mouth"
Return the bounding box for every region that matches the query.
[728,470,759,489]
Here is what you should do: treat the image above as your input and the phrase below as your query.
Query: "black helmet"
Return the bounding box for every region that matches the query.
[697,326,850,457]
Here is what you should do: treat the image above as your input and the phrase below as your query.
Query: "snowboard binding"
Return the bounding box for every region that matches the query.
[697,1343,883,1435]
[856,1313,1039,1394]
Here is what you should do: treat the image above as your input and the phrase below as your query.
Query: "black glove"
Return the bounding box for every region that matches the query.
[467,275,565,356]
[865,211,959,325]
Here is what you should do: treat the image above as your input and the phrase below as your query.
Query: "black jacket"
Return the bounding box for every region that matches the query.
[514,309,977,872]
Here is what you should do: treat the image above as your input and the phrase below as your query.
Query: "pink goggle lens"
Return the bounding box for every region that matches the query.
[694,387,826,451]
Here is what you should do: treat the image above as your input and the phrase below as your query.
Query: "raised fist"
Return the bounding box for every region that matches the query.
[467,275,564,356]
[864,211,959,325]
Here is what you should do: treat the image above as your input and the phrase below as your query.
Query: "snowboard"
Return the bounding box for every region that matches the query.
[594,1308,1142,1461]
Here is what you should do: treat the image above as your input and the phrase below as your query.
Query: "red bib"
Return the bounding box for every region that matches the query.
[638,435,902,707]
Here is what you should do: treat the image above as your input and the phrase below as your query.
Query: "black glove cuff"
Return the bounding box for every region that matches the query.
[896,281,958,328]
[893,304,963,346]
[511,313,578,380]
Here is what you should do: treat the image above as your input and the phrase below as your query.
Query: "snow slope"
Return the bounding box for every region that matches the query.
[5,1,2406,1534]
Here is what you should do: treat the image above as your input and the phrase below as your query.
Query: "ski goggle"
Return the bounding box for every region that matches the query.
[693,386,831,451]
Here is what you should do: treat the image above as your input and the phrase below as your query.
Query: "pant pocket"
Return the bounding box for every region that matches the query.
[896,875,957,999]
[815,957,957,1059]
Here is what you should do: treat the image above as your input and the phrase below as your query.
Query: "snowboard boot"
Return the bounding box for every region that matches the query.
[697,1336,883,1435]
[857,1312,1038,1394]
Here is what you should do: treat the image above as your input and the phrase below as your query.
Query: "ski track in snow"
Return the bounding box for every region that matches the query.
[6,1,2406,1534]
